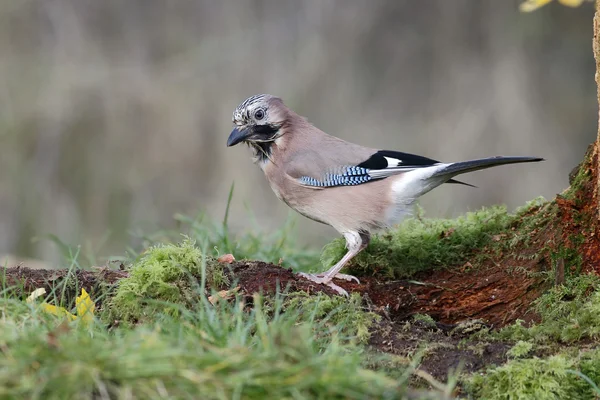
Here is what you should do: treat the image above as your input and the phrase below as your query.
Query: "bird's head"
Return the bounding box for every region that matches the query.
[227,94,286,153]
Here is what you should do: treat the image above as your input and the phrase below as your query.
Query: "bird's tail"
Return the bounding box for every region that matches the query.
[433,156,544,179]
[389,156,543,207]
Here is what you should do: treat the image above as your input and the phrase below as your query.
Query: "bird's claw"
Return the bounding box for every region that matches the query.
[297,272,360,296]
[330,273,360,283]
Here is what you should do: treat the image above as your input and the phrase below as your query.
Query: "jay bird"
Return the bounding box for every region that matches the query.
[227,94,543,295]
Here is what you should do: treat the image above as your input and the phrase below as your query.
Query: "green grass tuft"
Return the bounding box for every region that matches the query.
[284,292,381,344]
[321,205,519,279]
[0,291,420,399]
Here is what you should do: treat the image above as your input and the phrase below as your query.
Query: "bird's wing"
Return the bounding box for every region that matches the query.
[287,149,468,188]
[357,150,440,178]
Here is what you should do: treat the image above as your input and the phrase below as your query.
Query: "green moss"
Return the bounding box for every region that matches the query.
[564,156,592,203]
[506,198,553,249]
[551,242,584,278]
[468,355,576,399]
[468,351,600,400]
[106,238,228,323]
[411,313,436,327]
[498,274,600,343]
[507,341,534,359]
[284,292,381,343]
[544,199,587,278]
[578,354,600,396]
[321,205,528,279]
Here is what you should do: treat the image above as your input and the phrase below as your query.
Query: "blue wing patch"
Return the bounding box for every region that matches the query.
[299,166,372,187]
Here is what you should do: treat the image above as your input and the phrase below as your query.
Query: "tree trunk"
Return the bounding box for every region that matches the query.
[594,0,600,219]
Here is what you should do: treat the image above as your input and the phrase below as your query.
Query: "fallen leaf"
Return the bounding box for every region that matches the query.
[26,288,46,304]
[41,303,77,321]
[208,286,240,305]
[29,287,95,325]
[76,288,95,324]
[521,0,590,12]
[519,0,552,12]
[217,254,236,264]
[558,0,587,6]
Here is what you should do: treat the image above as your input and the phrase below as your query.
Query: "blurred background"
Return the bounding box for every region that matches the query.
[0,0,595,266]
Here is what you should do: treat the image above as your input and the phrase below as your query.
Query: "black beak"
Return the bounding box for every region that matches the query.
[227,127,252,147]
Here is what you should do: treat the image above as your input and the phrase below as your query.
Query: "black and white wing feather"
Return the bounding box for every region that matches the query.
[356,150,440,178]
[298,150,473,188]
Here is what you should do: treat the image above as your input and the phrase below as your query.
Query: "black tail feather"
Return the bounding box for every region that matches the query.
[435,156,544,179]
[446,178,477,188]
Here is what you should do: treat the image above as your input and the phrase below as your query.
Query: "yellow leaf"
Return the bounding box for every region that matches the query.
[26,288,47,304]
[208,286,240,305]
[40,303,77,321]
[519,0,553,12]
[558,0,586,6]
[32,288,95,325]
[76,288,95,324]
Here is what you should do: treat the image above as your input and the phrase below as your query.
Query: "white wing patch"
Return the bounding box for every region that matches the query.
[383,156,402,168]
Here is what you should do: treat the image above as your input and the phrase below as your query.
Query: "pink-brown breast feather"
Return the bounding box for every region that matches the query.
[263,161,395,233]
[260,114,398,233]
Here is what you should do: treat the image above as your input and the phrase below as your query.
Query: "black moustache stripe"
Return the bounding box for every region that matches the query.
[252,124,279,137]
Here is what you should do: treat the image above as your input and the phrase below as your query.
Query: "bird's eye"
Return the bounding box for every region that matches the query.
[254,109,265,120]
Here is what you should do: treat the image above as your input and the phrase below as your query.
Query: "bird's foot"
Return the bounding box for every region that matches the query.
[297,272,360,296]
[328,273,360,283]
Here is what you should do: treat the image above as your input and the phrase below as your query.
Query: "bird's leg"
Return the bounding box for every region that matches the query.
[298,231,370,296]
